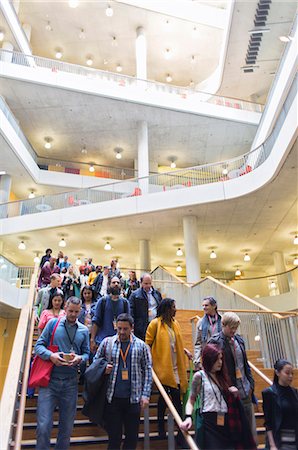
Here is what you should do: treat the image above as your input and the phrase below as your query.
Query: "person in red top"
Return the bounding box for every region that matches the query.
[38,292,65,335]
[38,257,60,288]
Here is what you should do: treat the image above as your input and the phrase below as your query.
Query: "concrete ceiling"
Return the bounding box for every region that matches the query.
[0,1,297,289]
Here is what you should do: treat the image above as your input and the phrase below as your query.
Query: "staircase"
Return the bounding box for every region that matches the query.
[20,316,298,449]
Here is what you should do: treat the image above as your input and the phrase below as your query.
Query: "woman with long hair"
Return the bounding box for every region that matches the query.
[181,343,256,449]
[78,286,97,384]
[62,265,80,299]
[38,292,65,336]
[262,359,298,450]
[145,298,192,447]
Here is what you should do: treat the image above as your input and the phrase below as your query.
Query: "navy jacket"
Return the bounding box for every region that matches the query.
[262,383,298,449]
[129,287,162,340]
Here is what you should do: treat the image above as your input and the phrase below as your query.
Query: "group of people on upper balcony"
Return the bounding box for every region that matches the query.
[32,248,297,450]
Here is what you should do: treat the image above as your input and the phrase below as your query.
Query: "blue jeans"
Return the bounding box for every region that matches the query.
[36,376,78,450]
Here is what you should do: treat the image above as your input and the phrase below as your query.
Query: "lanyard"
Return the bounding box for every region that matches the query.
[207,374,224,407]
[207,313,218,334]
[119,336,132,368]
[64,322,78,351]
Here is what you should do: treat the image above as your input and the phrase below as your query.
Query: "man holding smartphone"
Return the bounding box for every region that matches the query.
[34,296,89,450]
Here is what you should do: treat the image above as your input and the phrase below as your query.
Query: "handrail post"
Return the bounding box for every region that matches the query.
[143,404,150,450]
[167,412,175,449]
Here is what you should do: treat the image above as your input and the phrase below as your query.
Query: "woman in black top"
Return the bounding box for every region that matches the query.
[262,359,298,450]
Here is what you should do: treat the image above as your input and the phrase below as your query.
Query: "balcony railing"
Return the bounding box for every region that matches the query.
[0,255,34,288]
[0,49,263,113]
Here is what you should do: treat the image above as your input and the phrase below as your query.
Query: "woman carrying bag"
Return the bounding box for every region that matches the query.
[181,343,256,450]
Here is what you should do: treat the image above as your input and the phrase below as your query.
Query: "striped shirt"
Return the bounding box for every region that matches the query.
[96,333,152,403]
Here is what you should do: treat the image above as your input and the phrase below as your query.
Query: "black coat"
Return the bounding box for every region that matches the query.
[129,287,162,340]
[82,357,108,427]
[262,383,298,449]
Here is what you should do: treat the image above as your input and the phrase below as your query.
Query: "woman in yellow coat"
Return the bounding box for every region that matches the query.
[145,298,192,446]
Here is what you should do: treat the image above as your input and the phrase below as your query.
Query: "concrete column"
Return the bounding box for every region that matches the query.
[137,120,149,194]
[0,174,11,203]
[183,215,201,283]
[139,239,151,273]
[273,251,289,294]
[1,41,14,62]
[22,23,32,41]
[135,26,147,80]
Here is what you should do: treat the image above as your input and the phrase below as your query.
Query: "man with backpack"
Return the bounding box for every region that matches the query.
[90,276,130,353]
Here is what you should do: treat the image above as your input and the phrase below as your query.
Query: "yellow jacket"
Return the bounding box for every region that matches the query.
[145,317,188,393]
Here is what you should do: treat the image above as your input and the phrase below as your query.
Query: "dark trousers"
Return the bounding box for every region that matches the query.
[157,384,186,446]
[105,397,141,450]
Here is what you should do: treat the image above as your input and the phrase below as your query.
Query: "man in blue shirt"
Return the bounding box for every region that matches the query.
[34,296,89,450]
[90,276,130,353]
[96,313,152,450]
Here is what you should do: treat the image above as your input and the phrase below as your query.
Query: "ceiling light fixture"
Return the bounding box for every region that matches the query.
[33,253,40,264]
[164,48,172,60]
[68,0,79,8]
[0,30,5,41]
[59,237,66,247]
[0,171,6,175]
[44,137,52,149]
[270,280,276,289]
[279,35,291,42]
[293,256,298,266]
[55,50,63,59]
[170,160,176,169]
[28,190,35,199]
[116,64,122,72]
[176,264,182,272]
[235,268,242,277]
[293,235,298,245]
[106,5,113,17]
[210,250,217,259]
[114,148,123,159]
[81,146,87,154]
[86,57,93,66]
[111,36,118,47]
[205,266,211,274]
[244,253,251,262]
[75,257,82,265]
[89,165,95,173]
[45,21,52,31]
[18,241,26,250]
[104,241,112,251]
[79,28,86,39]
[176,248,183,257]
[166,74,172,83]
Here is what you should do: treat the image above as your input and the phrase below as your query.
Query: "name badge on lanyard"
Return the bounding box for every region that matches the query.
[217,412,225,426]
[120,337,132,381]
[121,368,129,380]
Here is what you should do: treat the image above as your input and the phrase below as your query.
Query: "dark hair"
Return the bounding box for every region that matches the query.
[66,296,82,307]
[157,298,175,320]
[48,290,64,310]
[81,285,96,303]
[203,296,218,311]
[46,248,52,254]
[202,343,230,392]
[117,313,134,326]
[273,358,292,384]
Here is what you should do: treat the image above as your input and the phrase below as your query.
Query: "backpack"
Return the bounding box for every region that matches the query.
[97,296,129,327]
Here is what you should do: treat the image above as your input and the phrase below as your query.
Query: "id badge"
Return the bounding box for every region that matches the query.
[236,368,242,379]
[113,319,117,330]
[217,412,225,426]
[121,368,129,380]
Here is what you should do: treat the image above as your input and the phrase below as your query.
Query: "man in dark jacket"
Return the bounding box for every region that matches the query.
[129,273,162,341]
[209,311,257,439]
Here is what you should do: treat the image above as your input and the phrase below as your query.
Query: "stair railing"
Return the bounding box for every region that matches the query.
[0,267,37,450]
[152,368,199,450]
[248,362,272,386]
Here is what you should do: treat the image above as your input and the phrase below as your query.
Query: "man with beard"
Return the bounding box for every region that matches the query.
[90,277,130,353]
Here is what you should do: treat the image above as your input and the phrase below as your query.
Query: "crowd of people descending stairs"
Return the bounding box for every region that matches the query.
[26,248,298,450]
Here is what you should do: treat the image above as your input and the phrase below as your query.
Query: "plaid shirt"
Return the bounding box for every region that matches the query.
[96,333,152,404]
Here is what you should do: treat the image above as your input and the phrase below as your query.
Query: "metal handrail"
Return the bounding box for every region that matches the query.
[0,49,263,113]
[248,362,272,386]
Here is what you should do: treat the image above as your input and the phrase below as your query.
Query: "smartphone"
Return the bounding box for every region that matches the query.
[61,353,74,362]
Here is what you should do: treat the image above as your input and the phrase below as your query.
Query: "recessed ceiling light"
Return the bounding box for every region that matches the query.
[106,5,113,17]
[0,31,5,41]
[116,64,122,72]
[68,0,79,8]
[55,50,62,59]
[86,57,93,66]
[166,74,172,83]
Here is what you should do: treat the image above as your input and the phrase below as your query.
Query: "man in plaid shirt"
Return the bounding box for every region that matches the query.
[96,313,152,450]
